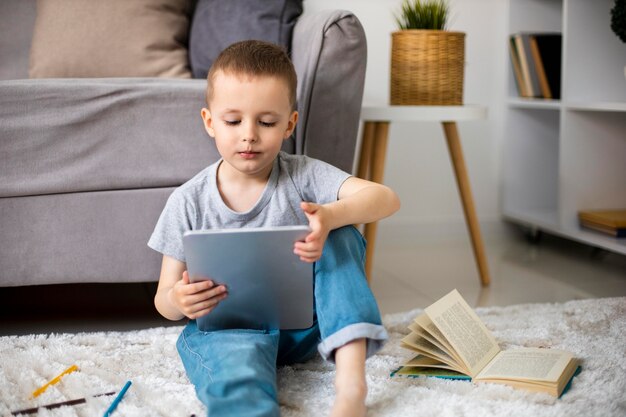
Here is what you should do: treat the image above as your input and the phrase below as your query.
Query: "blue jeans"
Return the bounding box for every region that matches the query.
[176,226,387,417]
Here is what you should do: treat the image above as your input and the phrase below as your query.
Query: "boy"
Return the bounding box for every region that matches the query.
[149,40,400,417]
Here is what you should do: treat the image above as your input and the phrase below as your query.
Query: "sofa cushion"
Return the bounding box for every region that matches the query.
[0,188,171,286]
[0,0,37,80]
[29,0,194,78]
[189,0,303,79]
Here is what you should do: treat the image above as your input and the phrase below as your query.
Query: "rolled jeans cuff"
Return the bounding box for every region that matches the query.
[317,322,388,363]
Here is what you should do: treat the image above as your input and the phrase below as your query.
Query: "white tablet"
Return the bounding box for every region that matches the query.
[183,225,314,331]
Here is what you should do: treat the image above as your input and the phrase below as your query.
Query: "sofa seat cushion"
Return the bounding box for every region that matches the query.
[0,188,173,286]
[0,79,221,198]
[29,0,194,78]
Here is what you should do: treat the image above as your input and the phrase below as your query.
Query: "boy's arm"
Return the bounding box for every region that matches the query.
[334,176,400,227]
[295,177,399,262]
[154,255,228,321]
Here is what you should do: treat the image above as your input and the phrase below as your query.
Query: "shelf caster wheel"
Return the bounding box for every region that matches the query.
[524,227,543,244]
[590,247,608,261]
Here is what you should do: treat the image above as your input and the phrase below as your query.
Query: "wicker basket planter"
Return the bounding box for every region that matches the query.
[390,30,465,105]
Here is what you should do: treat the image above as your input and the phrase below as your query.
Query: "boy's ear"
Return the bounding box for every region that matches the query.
[284,111,299,139]
[200,108,215,138]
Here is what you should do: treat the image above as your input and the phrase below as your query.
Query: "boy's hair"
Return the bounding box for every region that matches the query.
[206,40,297,110]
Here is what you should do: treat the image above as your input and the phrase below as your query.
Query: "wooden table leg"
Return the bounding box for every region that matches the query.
[442,122,491,286]
[362,122,390,284]
[357,122,376,180]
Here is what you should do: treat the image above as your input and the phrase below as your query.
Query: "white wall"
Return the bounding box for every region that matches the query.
[303,0,508,242]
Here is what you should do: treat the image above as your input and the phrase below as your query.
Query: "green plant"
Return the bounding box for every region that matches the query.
[395,0,450,30]
[611,0,626,42]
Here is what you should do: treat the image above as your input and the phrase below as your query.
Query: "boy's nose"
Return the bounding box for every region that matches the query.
[242,122,258,143]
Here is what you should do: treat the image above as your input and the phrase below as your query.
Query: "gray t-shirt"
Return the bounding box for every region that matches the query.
[148,151,351,262]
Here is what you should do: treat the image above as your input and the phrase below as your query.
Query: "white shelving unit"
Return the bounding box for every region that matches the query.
[503,0,626,255]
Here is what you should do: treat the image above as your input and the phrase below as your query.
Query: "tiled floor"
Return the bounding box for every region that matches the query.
[1,225,625,336]
[372,226,626,313]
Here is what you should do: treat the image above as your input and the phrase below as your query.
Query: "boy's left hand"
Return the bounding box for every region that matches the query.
[295,201,331,263]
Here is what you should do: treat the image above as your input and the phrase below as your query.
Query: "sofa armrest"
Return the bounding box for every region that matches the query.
[291,10,367,174]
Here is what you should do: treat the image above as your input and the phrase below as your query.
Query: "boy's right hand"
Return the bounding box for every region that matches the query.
[168,271,228,319]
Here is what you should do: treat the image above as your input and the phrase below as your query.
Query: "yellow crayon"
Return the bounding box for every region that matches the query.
[32,365,79,398]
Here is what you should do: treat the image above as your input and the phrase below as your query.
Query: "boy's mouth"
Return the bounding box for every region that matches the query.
[239,151,260,159]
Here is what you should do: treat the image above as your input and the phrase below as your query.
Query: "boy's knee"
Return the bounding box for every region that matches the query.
[320,226,367,268]
[327,226,365,252]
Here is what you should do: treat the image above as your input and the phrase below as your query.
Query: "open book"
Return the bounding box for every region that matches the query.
[394,289,580,397]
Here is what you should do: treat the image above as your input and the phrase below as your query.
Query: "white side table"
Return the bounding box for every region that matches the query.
[357,104,491,286]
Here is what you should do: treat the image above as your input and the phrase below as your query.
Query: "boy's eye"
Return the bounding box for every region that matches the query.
[224,120,240,126]
[259,121,277,127]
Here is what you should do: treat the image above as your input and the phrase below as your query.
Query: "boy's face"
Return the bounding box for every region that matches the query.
[201,71,298,181]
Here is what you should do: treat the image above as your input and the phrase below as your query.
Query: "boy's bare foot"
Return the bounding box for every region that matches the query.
[330,384,367,417]
[331,338,368,417]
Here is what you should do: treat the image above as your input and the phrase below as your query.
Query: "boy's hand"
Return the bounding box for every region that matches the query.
[295,201,332,263]
[168,271,228,319]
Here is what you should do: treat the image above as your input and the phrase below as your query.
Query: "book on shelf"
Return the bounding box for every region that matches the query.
[508,37,528,97]
[393,289,581,397]
[529,36,553,98]
[509,32,561,99]
[520,34,543,97]
[531,33,562,99]
[512,34,537,97]
[579,209,626,238]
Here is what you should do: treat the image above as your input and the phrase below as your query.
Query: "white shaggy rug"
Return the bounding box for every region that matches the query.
[1,297,625,417]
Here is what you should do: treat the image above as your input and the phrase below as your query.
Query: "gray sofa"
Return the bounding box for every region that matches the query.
[0,1,367,287]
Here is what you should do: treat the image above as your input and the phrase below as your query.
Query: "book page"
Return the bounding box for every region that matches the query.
[475,348,574,382]
[414,314,464,366]
[401,333,460,368]
[394,365,470,380]
[425,289,500,376]
[405,354,450,367]
[414,314,452,351]
[408,322,449,354]
[403,354,462,372]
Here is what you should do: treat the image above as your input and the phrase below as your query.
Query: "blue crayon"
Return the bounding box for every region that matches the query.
[103,381,132,417]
